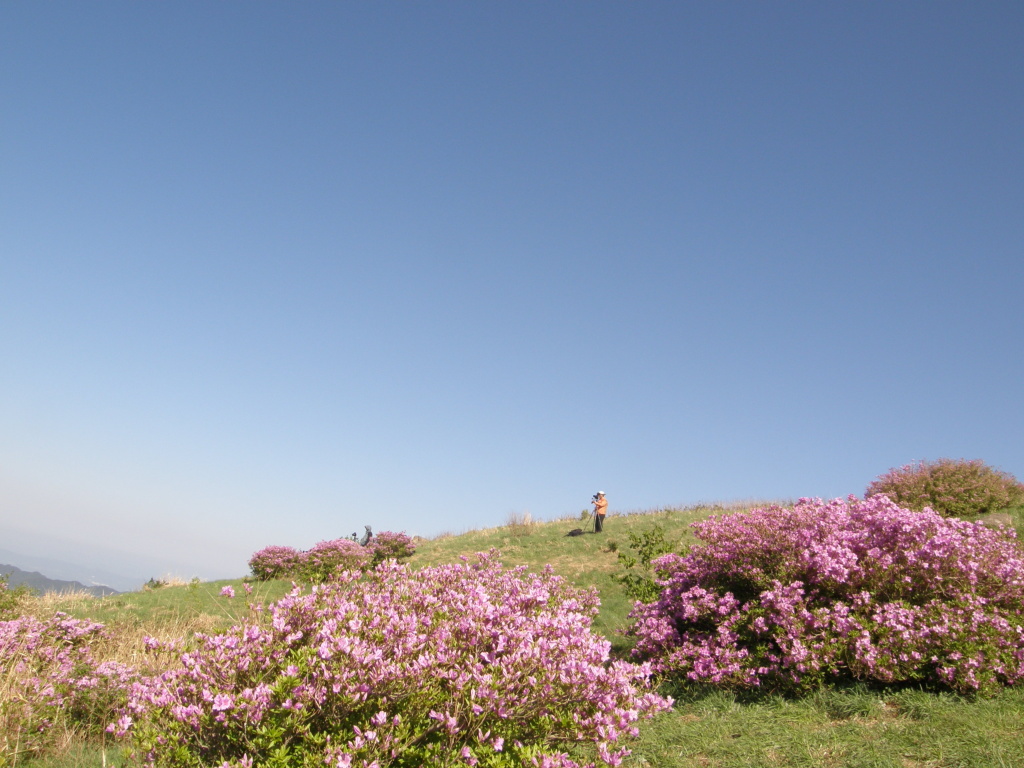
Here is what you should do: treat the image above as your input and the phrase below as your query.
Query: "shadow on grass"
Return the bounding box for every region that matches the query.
[659,676,987,713]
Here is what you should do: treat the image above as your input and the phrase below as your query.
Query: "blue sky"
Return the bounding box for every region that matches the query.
[2,2,1022,587]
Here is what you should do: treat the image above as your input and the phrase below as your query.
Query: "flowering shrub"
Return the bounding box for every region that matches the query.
[296,538,371,583]
[118,552,670,768]
[630,496,1024,694]
[867,458,1024,519]
[1,613,134,762]
[367,530,416,565]
[248,545,302,581]
[250,533,414,583]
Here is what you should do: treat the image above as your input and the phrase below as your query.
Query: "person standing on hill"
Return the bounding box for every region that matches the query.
[592,491,608,532]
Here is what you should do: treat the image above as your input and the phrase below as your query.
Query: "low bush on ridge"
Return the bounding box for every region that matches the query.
[614,524,681,604]
[630,495,1024,694]
[296,538,371,582]
[867,458,1024,519]
[248,532,416,583]
[248,545,303,581]
[367,530,417,566]
[117,552,670,768]
[0,574,31,620]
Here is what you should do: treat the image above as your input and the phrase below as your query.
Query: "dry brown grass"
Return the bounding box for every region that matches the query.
[979,512,1015,530]
[504,511,535,537]
[23,588,100,617]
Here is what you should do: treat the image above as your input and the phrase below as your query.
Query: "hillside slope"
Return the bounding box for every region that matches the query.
[407,503,759,647]
[1,562,120,597]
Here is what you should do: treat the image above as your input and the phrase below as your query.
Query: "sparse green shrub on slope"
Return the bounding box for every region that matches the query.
[0,575,31,620]
[614,524,681,604]
[867,458,1024,519]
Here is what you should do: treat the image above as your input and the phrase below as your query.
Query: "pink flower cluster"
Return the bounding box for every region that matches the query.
[247,545,302,580]
[367,531,417,565]
[249,533,417,584]
[1,613,134,761]
[119,552,670,767]
[631,495,1024,693]
[298,538,371,582]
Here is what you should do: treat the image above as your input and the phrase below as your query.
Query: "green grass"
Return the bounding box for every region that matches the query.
[37,577,295,634]
[408,505,722,648]
[20,501,1024,768]
[628,684,1024,767]
[13,744,124,768]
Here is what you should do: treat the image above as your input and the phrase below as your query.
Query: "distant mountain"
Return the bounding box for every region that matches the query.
[0,545,142,592]
[1,563,120,597]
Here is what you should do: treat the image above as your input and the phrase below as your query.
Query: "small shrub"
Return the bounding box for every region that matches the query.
[867,458,1024,519]
[367,531,416,565]
[117,552,670,768]
[0,574,31,620]
[630,496,1024,694]
[296,537,371,583]
[247,545,302,581]
[614,524,680,604]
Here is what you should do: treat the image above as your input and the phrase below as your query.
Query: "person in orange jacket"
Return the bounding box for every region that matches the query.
[592,491,608,532]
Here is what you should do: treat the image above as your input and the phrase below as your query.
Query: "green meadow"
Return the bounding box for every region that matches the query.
[19,501,1024,768]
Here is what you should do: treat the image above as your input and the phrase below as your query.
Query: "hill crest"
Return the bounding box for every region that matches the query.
[1,562,121,597]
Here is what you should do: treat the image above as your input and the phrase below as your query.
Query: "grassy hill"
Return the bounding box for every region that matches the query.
[409,504,734,649]
[21,501,1024,768]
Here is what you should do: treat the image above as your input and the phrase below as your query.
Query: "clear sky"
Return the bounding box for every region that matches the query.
[2,2,1022,587]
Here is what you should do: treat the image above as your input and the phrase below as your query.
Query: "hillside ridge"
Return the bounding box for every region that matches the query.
[1,562,121,597]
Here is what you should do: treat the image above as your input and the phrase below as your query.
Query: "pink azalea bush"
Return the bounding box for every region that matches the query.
[248,545,302,581]
[297,538,371,582]
[1,613,134,762]
[367,531,416,565]
[117,552,670,768]
[630,496,1024,694]
[867,458,1024,519]
[249,533,414,583]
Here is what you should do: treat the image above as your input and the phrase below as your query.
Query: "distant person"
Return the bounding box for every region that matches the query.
[359,526,373,546]
[592,492,607,532]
